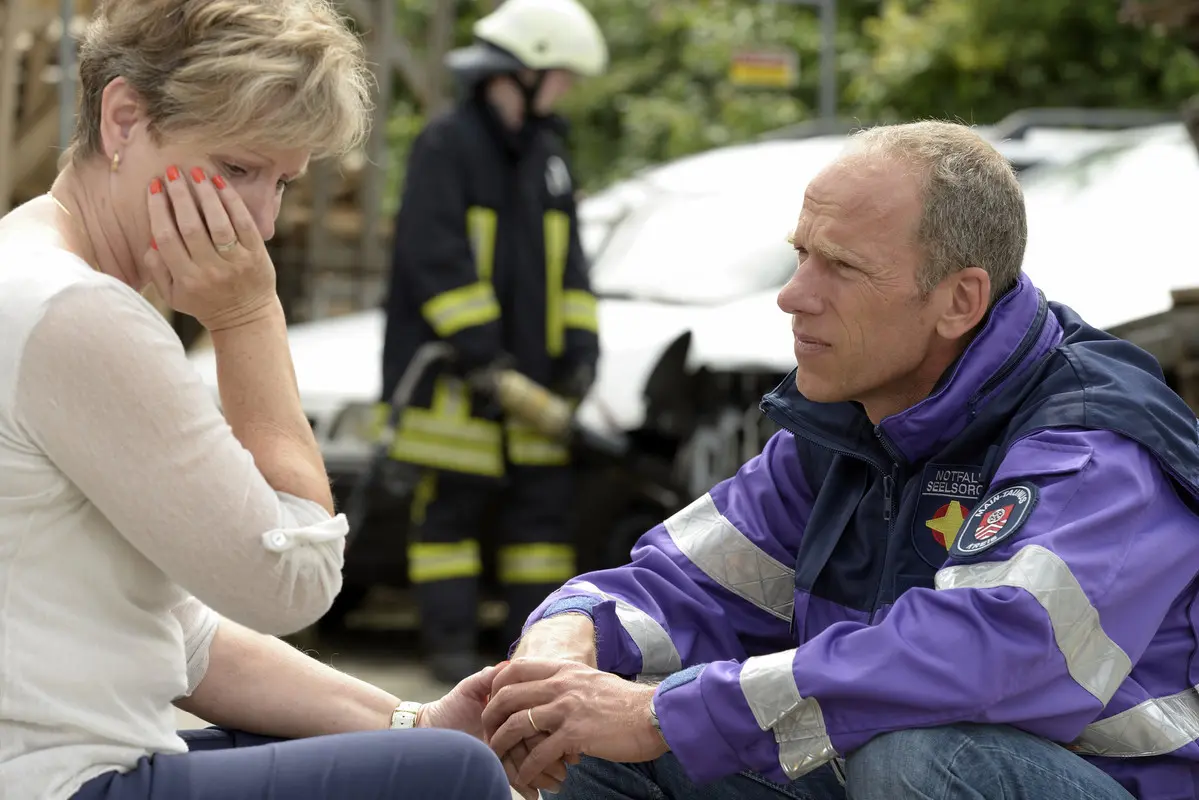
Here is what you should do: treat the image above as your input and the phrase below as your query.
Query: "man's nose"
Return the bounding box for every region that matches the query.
[777,260,825,316]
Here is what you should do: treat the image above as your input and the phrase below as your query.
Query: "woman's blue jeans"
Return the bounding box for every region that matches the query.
[72,725,512,799]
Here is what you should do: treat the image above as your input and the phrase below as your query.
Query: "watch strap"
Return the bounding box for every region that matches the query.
[649,695,669,749]
[390,700,423,729]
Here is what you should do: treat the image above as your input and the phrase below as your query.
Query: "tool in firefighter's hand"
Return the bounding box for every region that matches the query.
[469,365,629,459]
[344,342,456,542]
[346,344,627,543]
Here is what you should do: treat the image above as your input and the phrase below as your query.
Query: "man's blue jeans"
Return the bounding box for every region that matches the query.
[554,723,1136,800]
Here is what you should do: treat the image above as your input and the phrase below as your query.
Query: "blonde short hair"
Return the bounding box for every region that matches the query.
[65,0,373,166]
[845,120,1026,304]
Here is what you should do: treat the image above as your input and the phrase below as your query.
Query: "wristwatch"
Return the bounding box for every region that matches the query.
[390,701,423,729]
[649,696,669,750]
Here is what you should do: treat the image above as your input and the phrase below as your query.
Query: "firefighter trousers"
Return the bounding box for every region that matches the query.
[406,464,577,657]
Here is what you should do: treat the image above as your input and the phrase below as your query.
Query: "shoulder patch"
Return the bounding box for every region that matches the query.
[912,463,985,567]
[948,482,1039,559]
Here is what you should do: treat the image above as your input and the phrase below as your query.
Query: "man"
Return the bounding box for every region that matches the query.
[379,0,607,683]
[479,121,1199,800]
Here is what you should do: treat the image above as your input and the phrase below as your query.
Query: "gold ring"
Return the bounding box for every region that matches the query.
[215,239,238,253]
[527,707,545,734]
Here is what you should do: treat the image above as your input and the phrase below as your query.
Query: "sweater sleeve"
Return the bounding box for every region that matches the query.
[170,595,221,697]
[14,280,347,636]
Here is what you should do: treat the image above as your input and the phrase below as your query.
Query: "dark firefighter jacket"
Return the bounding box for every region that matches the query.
[379,93,600,479]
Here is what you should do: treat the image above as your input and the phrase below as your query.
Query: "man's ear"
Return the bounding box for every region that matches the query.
[935,266,991,340]
[98,77,148,158]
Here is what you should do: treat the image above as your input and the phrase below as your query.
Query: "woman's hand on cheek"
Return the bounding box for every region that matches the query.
[143,164,278,332]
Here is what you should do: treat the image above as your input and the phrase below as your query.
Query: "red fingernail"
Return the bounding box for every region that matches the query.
[151,239,158,250]
[191,167,205,183]
[212,174,226,190]
[150,178,163,195]
[167,165,180,182]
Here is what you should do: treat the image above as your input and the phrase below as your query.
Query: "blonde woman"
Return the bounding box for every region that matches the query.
[0,1,531,798]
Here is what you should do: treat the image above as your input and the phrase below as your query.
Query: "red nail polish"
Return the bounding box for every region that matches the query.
[151,239,158,250]
[166,165,180,182]
[150,178,163,195]
[191,167,205,183]
[212,174,226,190]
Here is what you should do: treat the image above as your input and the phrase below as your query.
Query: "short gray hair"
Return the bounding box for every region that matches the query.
[844,120,1026,303]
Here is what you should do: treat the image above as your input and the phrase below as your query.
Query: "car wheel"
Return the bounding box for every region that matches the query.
[601,508,666,570]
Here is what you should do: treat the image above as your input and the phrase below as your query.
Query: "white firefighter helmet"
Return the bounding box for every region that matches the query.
[446,0,609,78]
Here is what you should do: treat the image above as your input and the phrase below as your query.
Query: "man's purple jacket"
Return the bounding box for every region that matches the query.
[523,274,1199,800]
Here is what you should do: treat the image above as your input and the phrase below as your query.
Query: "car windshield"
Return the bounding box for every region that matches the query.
[1018,124,1187,196]
[583,189,798,306]
[1018,123,1199,329]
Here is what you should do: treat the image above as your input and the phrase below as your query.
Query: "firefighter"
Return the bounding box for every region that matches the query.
[379,0,607,684]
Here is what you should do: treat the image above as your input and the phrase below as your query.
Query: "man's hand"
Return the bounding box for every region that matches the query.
[500,614,599,796]
[492,730,577,800]
[511,613,598,667]
[482,658,669,788]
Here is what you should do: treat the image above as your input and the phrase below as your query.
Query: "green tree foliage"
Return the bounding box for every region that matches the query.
[549,0,869,188]
[850,0,1199,123]
[383,0,1199,209]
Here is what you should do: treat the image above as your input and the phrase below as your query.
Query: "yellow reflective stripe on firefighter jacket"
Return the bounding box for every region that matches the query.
[380,98,600,477]
[498,543,576,584]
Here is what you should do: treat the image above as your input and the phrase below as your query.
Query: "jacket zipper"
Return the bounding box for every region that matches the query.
[870,466,900,620]
[763,401,898,631]
[869,426,903,620]
[882,474,893,522]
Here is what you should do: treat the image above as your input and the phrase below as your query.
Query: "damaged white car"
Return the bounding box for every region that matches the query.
[187,113,1180,590]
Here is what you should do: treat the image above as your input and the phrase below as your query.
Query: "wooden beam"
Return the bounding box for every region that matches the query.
[340,0,371,25]
[356,0,394,307]
[21,25,54,125]
[0,2,25,215]
[425,0,458,115]
[13,101,58,189]
[306,159,334,297]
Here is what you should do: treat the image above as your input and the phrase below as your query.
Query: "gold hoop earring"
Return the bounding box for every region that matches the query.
[111,152,120,173]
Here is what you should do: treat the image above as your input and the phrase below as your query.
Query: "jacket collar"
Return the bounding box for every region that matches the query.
[761,272,1062,467]
[468,93,556,159]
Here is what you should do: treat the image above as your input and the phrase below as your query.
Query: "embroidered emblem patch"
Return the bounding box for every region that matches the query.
[912,464,984,567]
[948,482,1039,560]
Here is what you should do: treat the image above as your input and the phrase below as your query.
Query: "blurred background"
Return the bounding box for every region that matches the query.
[6,0,1199,700]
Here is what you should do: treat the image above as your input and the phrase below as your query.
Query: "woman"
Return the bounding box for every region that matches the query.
[0,1,555,798]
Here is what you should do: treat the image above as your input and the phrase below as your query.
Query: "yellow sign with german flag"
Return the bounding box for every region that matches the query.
[729,49,799,88]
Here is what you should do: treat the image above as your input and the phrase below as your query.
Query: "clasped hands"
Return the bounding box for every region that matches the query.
[479,658,669,798]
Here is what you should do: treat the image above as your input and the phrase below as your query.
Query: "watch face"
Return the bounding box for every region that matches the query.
[391,702,423,729]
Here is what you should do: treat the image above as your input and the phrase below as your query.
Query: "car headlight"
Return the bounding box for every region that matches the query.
[329,402,381,444]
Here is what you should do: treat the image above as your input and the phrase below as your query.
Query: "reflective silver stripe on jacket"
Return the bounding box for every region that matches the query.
[568,580,682,675]
[663,493,795,622]
[935,544,1131,706]
[740,649,836,779]
[1071,685,1199,757]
